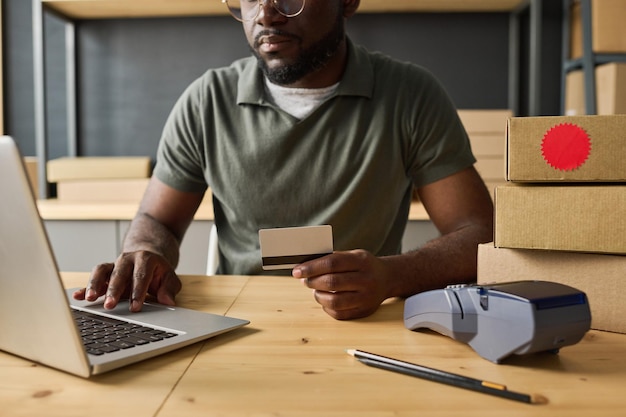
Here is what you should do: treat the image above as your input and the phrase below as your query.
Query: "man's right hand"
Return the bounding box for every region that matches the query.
[72,250,182,312]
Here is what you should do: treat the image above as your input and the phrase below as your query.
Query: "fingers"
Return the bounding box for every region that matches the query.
[72,263,113,302]
[293,250,368,280]
[128,253,158,311]
[303,273,384,320]
[313,290,379,320]
[103,254,134,309]
[74,251,180,312]
[72,287,87,301]
[83,263,115,301]
[301,270,361,293]
[112,252,174,312]
[296,250,372,293]
[155,271,182,306]
[294,250,389,320]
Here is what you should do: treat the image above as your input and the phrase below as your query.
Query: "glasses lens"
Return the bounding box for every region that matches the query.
[223,0,305,22]
[273,0,305,17]
[222,0,245,22]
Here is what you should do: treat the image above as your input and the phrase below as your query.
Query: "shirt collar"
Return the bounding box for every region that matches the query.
[236,37,373,105]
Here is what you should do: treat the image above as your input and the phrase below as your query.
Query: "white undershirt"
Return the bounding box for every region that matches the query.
[264,78,339,120]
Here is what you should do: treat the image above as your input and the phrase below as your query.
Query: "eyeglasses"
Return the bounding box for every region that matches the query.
[222,0,306,22]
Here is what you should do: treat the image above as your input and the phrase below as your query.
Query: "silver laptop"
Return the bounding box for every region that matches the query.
[0,136,249,377]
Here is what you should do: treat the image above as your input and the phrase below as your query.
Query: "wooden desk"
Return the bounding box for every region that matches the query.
[2,273,626,416]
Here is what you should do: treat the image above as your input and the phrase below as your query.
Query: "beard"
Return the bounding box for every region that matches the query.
[252,15,345,86]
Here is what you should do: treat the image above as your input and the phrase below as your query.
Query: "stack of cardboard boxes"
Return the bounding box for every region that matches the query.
[477,114,626,334]
[458,109,512,199]
[47,156,152,202]
[411,109,512,202]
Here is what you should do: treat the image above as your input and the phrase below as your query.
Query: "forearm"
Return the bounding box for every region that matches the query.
[122,212,182,268]
[382,223,492,298]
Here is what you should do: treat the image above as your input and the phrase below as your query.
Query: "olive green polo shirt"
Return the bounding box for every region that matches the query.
[154,38,475,275]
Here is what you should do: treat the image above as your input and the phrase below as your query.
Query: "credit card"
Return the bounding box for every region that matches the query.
[259,225,333,270]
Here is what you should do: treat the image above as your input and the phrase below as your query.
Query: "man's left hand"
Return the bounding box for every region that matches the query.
[292,250,391,320]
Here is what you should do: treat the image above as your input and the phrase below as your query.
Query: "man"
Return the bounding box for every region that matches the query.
[73,0,493,320]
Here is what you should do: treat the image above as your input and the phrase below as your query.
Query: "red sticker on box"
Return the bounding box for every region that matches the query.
[541,123,591,171]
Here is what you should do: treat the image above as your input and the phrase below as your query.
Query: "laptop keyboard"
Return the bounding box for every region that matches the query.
[72,309,178,356]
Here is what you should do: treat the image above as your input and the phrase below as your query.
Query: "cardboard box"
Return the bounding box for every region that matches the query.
[494,184,626,254]
[506,114,626,182]
[458,109,510,198]
[565,62,626,116]
[47,156,151,182]
[458,109,512,133]
[56,178,150,202]
[570,0,626,59]
[475,158,505,182]
[459,109,508,169]
[468,133,505,158]
[23,156,39,198]
[477,243,626,334]
[565,69,586,117]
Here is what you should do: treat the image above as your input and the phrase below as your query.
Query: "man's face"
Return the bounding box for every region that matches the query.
[244,0,346,86]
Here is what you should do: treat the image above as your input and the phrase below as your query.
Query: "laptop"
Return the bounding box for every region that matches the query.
[0,136,249,377]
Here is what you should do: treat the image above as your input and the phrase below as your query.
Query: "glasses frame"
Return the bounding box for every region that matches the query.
[222,0,306,22]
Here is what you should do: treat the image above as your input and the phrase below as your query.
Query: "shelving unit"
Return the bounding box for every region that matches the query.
[561,0,626,115]
[42,0,528,19]
[33,0,541,199]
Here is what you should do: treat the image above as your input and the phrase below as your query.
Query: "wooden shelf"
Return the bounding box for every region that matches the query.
[37,199,430,221]
[42,0,526,20]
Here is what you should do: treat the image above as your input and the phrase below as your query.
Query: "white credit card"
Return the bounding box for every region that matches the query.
[259,225,334,271]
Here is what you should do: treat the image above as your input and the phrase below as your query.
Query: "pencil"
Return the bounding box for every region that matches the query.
[347,349,544,405]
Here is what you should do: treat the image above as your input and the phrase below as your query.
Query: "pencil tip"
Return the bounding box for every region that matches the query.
[531,394,549,405]
[346,349,356,356]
